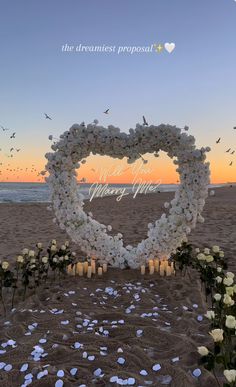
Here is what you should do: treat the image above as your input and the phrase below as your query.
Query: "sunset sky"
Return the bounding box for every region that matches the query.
[0,0,236,184]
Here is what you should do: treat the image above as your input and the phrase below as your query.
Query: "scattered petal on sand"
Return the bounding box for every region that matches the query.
[192,368,202,378]
[57,370,65,377]
[55,380,64,387]
[140,369,148,376]
[4,364,13,371]
[70,368,78,376]
[152,363,161,371]
[117,357,125,365]
[94,368,102,377]
[20,363,29,372]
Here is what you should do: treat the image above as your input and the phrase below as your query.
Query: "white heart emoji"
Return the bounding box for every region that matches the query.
[164,42,175,53]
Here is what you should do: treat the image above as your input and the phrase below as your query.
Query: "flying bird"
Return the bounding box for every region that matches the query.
[231,150,235,155]
[226,148,231,153]
[103,109,109,114]
[10,133,16,138]
[16,148,21,152]
[44,113,52,120]
[216,137,221,144]
[233,127,236,130]
[10,148,14,152]
[1,125,10,131]
[142,116,148,126]
[229,161,233,166]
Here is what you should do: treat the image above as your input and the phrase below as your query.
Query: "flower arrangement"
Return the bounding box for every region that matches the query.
[45,121,210,268]
[172,243,236,386]
[0,240,76,315]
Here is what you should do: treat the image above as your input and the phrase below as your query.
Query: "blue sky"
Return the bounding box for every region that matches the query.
[0,0,236,182]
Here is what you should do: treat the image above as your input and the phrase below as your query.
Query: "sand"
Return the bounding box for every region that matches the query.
[0,186,235,386]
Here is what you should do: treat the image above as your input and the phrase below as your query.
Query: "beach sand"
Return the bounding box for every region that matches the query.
[0,186,235,386]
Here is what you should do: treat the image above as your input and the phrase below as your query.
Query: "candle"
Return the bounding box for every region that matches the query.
[102,263,107,273]
[166,266,172,276]
[148,259,154,269]
[149,265,154,275]
[67,264,72,275]
[76,262,83,276]
[91,260,96,274]
[141,265,145,275]
[160,265,165,276]
[87,266,92,278]
[83,261,88,274]
[154,259,159,272]
[171,262,175,273]
[98,267,103,276]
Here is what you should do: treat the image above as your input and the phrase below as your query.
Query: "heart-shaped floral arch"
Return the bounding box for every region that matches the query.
[45,122,210,268]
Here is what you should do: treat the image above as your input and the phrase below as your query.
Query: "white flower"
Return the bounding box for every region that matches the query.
[212,245,220,253]
[197,253,206,261]
[17,255,24,263]
[29,250,35,257]
[22,248,29,255]
[65,241,69,247]
[37,243,43,249]
[226,272,235,279]
[2,261,9,270]
[51,245,57,252]
[53,257,58,263]
[164,202,169,209]
[205,310,215,320]
[61,245,66,251]
[30,258,36,264]
[197,346,209,356]
[206,255,214,263]
[223,294,234,306]
[217,267,222,273]
[51,239,57,245]
[223,277,234,286]
[219,251,224,258]
[195,248,200,253]
[225,315,236,329]
[216,276,222,284]
[209,329,224,342]
[224,370,236,383]
[226,287,234,296]
[204,248,210,255]
[59,256,64,261]
[42,256,48,264]
[214,293,222,302]
[64,255,69,260]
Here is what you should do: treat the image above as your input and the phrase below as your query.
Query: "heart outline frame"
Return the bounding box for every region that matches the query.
[45,122,210,268]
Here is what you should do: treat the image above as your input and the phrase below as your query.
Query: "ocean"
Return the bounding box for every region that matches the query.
[0,182,224,203]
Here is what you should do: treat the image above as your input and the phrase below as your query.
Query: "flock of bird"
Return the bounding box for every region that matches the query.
[0,111,235,182]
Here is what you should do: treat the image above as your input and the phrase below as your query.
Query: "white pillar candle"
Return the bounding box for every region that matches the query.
[91,260,96,274]
[149,265,154,275]
[141,265,145,275]
[83,261,88,274]
[166,266,172,276]
[102,263,107,273]
[148,259,154,269]
[76,262,83,276]
[160,265,165,276]
[98,267,103,276]
[87,266,92,278]
[171,262,174,273]
[154,259,159,272]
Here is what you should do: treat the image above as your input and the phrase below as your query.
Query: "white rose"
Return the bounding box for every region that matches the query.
[206,255,214,263]
[212,245,220,253]
[53,257,58,263]
[51,245,57,252]
[195,248,200,253]
[64,255,69,260]
[205,310,215,320]
[226,287,234,296]
[22,248,29,255]
[209,328,224,342]
[30,258,36,264]
[65,241,69,247]
[197,253,206,261]
[217,267,222,273]
[219,251,224,258]
[51,239,57,245]
[61,245,66,251]
[17,255,24,263]
[223,277,234,286]
[214,293,222,301]
[225,315,236,329]
[224,370,236,383]
[2,261,9,270]
[59,256,64,261]
[204,248,210,255]
[223,294,234,306]
[29,250,35,257]
[197,346,209,356]
[42,256,48,264]
[216,276,222,284]
[37,243,43,249]
[226,272,235,279]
